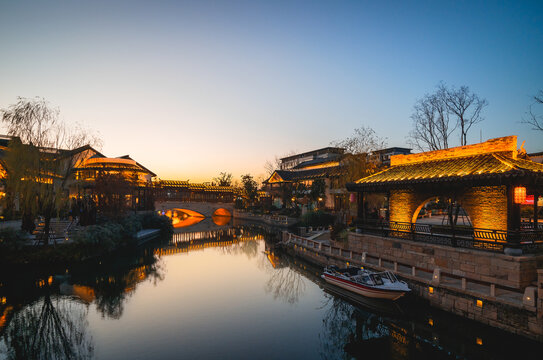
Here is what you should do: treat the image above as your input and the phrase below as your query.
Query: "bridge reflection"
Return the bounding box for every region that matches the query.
[154,228,265,257]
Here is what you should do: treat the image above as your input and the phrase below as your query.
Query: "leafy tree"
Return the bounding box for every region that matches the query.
[523,90,543,131]
[241,174,258,206]
[0,97,101,244]
[309,179,326,202]
[213,172,233,186]
[93,172,133,219]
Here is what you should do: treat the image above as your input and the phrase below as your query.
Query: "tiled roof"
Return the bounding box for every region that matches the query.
[160,180,190,188]
[351,153,543,189]
[159,180,235,192]
[265,166,342,183]
[292,156,340,169]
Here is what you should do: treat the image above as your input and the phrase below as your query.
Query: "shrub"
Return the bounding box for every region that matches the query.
[138,213,173,235]
[120,215,143,239]
[73,222,125,252]
[299,210,335,228]
[0,228,27,252]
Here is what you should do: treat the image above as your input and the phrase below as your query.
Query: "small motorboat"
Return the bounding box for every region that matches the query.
[321,265,410,301]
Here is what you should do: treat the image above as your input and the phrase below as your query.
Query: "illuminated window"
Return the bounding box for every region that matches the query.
[429,286,434,294]
[476,299,483,308]
[476,337,483,345]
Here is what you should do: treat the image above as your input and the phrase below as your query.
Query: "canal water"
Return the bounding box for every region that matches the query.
[0,219,542,359]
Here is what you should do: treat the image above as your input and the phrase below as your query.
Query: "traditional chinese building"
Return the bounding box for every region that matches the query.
[347,136,543,254]
[262,147,345,210]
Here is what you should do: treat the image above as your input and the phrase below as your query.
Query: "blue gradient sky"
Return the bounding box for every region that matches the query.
[1,0,542,182]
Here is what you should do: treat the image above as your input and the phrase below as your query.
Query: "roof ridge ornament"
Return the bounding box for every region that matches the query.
[390,136,518,166]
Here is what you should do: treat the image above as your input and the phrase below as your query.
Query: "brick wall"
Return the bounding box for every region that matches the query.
[391,136,517,166]
[389,189,429,223]
[460,185,508,231]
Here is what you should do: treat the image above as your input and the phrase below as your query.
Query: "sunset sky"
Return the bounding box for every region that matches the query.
[1,0,542,182]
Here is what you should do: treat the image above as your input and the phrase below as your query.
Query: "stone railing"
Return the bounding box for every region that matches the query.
[355,220,543,254]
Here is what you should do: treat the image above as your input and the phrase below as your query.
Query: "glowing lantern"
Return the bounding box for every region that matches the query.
[349,193,356,203]
[513,186,526,204]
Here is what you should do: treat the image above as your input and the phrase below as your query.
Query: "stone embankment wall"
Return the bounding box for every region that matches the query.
[283,231,543,341]
[347,232,541,289]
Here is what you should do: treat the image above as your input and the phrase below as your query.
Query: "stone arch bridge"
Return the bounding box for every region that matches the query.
[154,201,234,218]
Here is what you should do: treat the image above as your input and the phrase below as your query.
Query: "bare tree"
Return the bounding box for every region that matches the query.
[523,90,543,131]
[331,126,387,155]
[264,150,296,175]
[1,97,101,244]
[408,84,487,150]
[441,84,488,146]
[408,90,456,151]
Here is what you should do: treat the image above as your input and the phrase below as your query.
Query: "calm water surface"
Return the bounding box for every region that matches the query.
[1,219,542,359]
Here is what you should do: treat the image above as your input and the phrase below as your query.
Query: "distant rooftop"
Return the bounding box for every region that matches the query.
[280,147,344,161]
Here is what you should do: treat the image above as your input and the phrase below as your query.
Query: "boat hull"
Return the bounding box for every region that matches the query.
[322,273,407,301]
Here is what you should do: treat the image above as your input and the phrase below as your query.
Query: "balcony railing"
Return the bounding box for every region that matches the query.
[354,220,543,254]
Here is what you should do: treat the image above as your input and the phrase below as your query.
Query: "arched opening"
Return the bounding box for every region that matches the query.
[412,197,472,229]
[213,208,231,217]
[212,208,232,226]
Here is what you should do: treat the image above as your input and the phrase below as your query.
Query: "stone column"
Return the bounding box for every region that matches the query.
[538,269,543,319]
[432,268,441,285]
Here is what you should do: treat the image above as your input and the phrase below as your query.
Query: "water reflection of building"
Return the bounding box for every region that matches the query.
[155,228,265,257]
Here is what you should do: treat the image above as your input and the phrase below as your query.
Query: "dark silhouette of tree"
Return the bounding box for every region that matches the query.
[93,172,132,219]
[309,179,326,203]
[0,294,94,359]
[212,172,233,186]
[241,174,258,207]
[523,90,543,131]
[408,87,456,151]
[408,84,487,150]
[264,265,307,304]
[443,84,488,146]
[331,126,387,155]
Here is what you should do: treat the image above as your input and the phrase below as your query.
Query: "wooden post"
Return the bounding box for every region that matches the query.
[534,192,539,229]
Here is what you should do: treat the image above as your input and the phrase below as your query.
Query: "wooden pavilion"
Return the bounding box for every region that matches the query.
[347,136,543,254]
